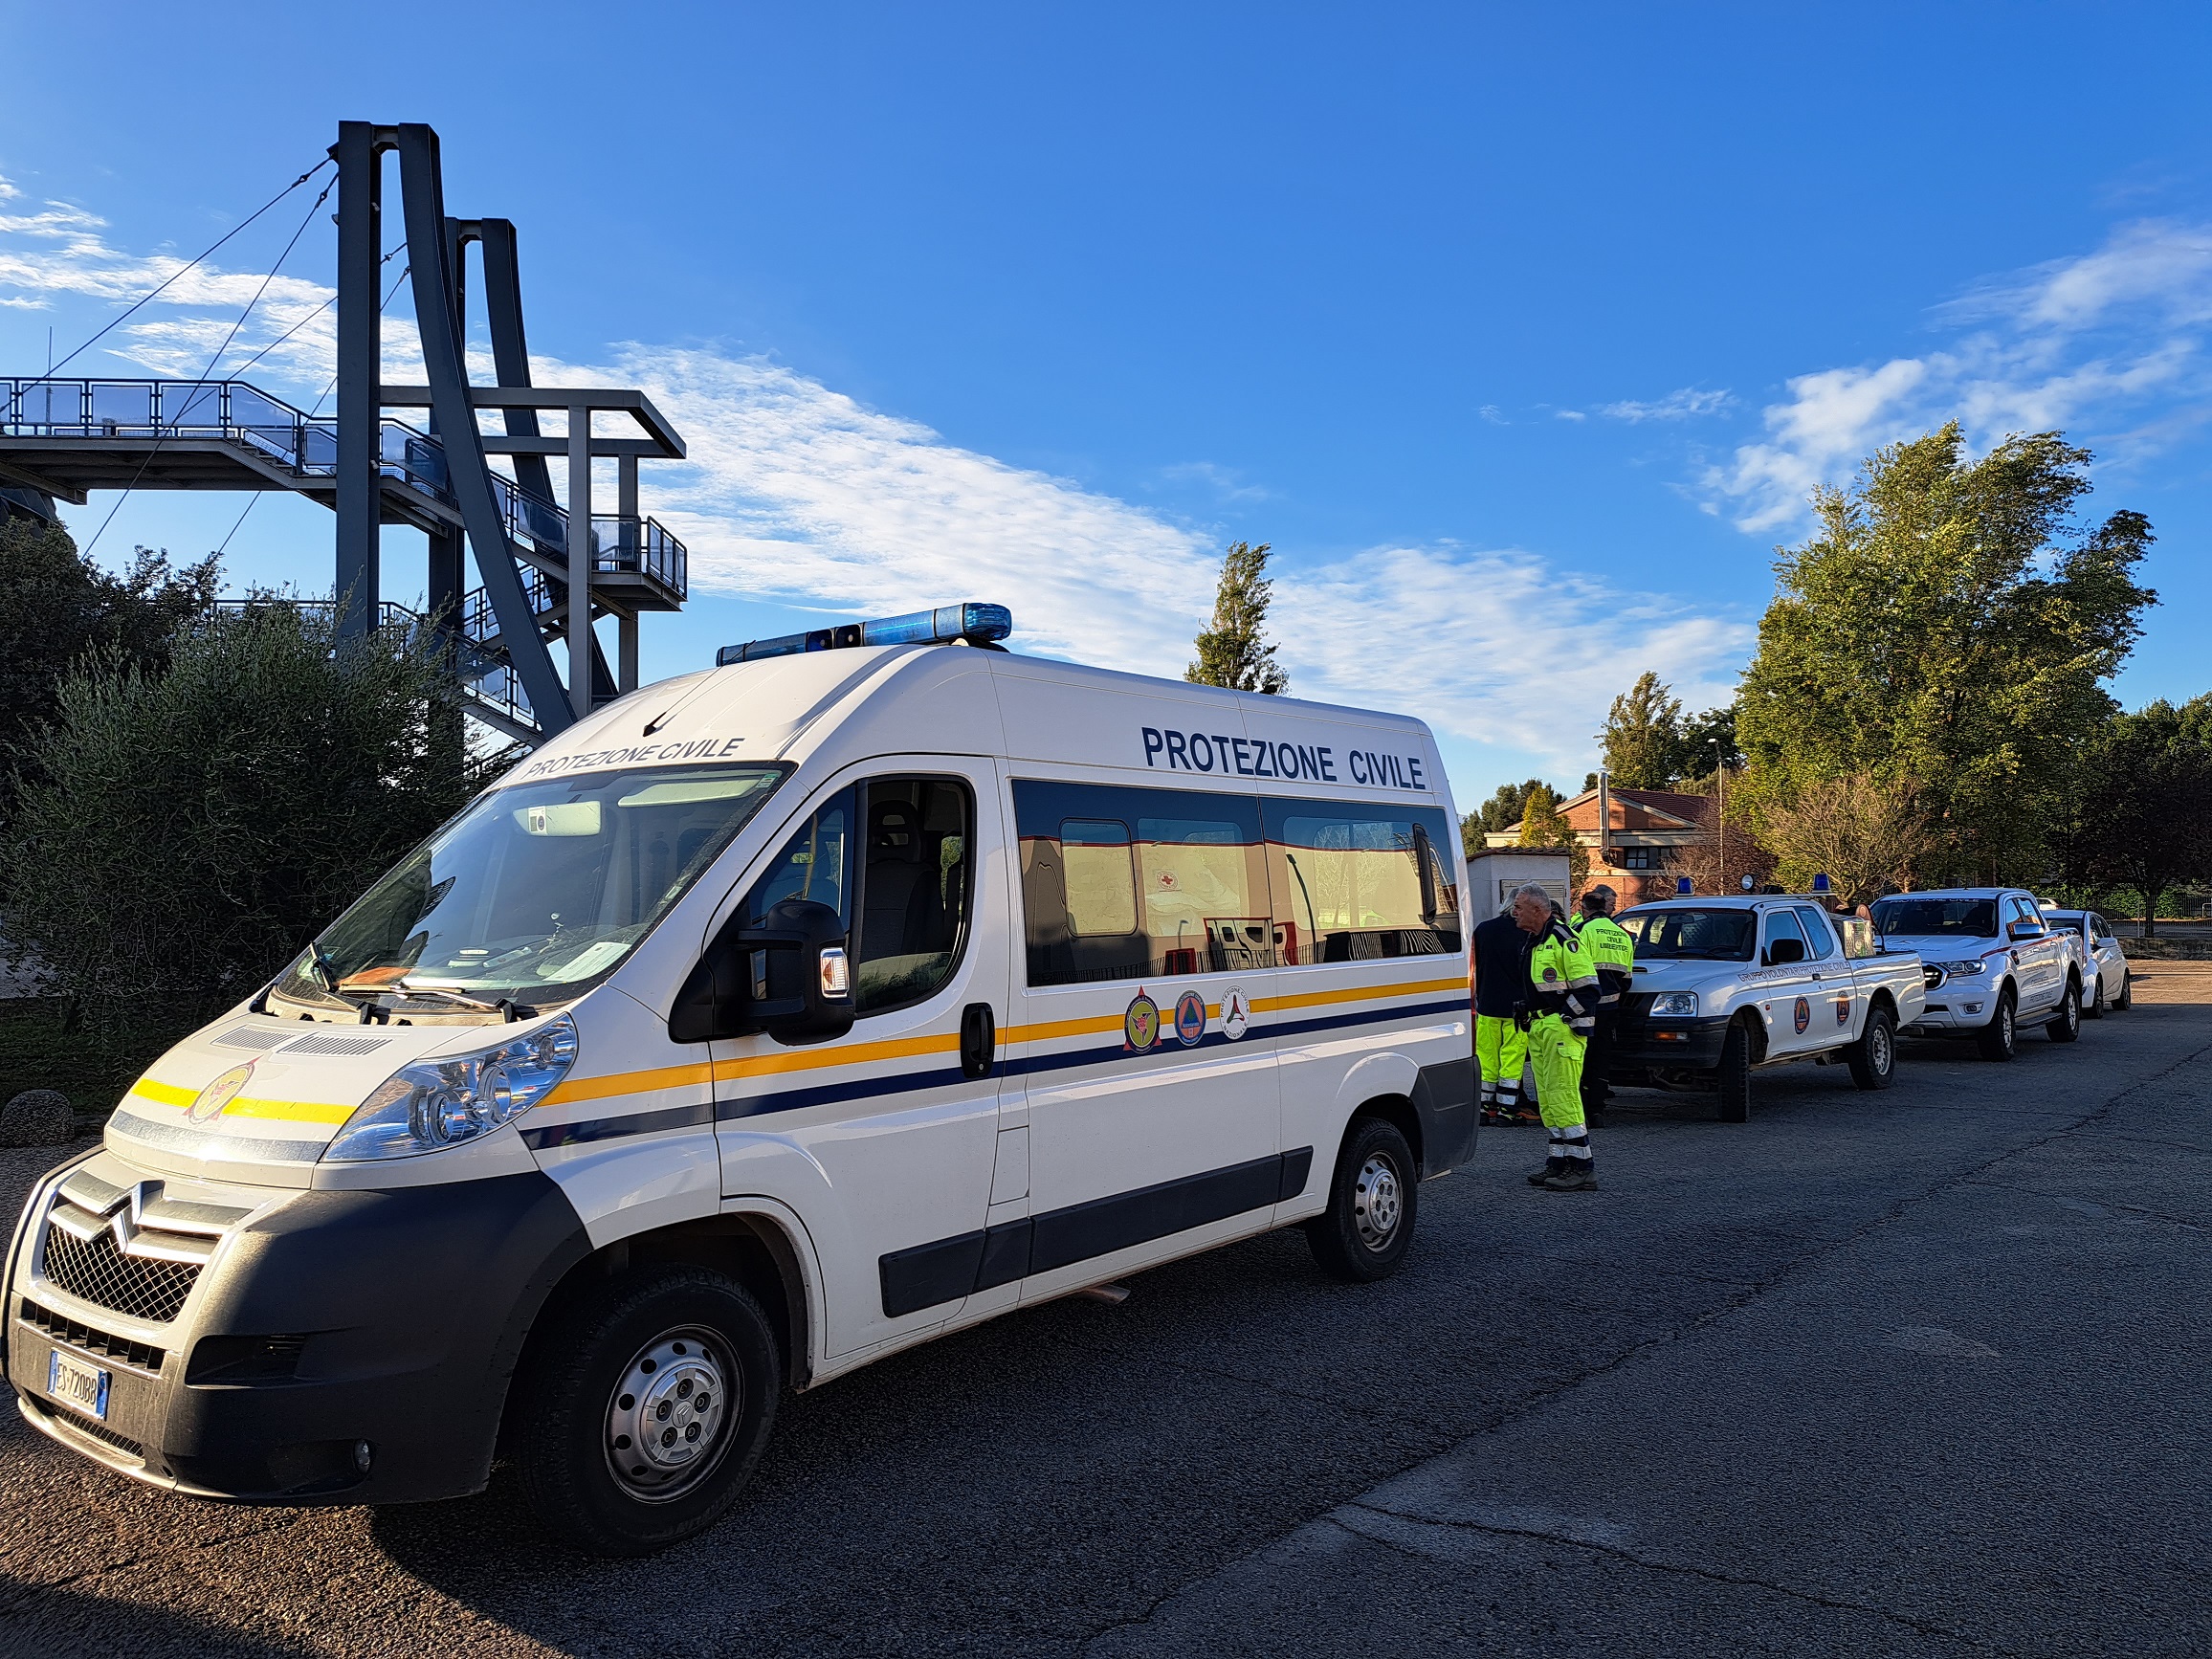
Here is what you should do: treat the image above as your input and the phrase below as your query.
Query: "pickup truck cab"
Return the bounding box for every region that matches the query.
[2039,904,2133,1017]
[1606,896,1928,1122]
[1872,888,2087,1060]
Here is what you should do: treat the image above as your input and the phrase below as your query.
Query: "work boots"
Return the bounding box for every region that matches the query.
[1539,1159,1598,1193]
[1525,1157,1564,1186]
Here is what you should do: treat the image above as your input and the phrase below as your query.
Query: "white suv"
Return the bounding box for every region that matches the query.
[1872,888,2088,1060]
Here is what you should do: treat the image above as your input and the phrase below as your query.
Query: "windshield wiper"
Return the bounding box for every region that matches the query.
[392,980,501,1013]
[309,939,343,994]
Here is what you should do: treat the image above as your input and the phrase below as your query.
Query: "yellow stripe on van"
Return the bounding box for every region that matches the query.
[1253,975,1466,1015]
[127,1077,197,1109]
[125,1077,354,1126]
[546,1060,717,1108]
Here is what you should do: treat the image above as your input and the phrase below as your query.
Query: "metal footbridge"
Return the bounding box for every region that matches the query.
[0,122,696,747]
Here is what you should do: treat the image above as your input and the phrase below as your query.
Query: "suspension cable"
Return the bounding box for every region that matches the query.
[41,157,334,383]
[83,178,336,556]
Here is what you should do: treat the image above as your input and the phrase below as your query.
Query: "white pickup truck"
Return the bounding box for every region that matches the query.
[1871,888,2088,1059]
[1604,896,1929,1121]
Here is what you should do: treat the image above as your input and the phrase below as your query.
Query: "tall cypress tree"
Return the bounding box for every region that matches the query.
[1186,542,1290,695]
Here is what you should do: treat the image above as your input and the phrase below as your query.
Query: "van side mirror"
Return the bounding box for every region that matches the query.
[670,897,855,1046]
[1764,937,1806,965]
[2007,919,2044,941]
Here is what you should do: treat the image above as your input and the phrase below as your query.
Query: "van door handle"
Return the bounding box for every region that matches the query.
[961,1003,996,1080]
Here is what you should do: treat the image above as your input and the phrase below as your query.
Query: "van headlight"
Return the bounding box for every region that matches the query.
[323,1014,579,1161]
[1649,991,1698,1017]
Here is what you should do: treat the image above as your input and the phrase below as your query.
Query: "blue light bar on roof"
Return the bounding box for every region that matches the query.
[716,602,1012,666]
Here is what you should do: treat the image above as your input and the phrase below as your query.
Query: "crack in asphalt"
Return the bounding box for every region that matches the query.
[1079,1032,2212,1651]
[1324,1501,2017,1653]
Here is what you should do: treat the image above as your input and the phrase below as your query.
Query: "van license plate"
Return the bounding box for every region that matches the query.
[48,1350,110,1421]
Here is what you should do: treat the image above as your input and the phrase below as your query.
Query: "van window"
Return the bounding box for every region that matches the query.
[271,763,790,1011]
[1262,800,1461,963]
[1013,781,1268,985]
[853,779,973,1013]
[743,787,856,930]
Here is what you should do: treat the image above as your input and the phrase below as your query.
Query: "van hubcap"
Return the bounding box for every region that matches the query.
[605,1327,735,1502]
[1353,1154,1402,1250]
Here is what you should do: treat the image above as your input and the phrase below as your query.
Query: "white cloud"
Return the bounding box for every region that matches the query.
[1710,220,2212,532]
[1159,459,1271,503]
[1599,387,1733,423]
[1271,543,1751,773]
[1,177,1755,774]
[1553,408,1587,422]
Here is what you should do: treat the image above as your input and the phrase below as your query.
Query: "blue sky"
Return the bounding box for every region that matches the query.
[4,2,2209,810]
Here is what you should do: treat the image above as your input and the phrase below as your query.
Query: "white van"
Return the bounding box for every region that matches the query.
[5,608,1473,1555]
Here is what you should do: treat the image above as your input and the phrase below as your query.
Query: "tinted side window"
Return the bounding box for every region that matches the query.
[1014,781,1268,986]
[1762,908,1807,962]
[1262,798,1461,964]
[742,786,856,929]
[1792,906,1837,959]
[853,778,973,1014]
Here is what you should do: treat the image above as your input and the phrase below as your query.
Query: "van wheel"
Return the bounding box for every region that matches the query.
[1716,1021,1753,1122]
[509,1264,780,1557]
[2083,973,2104,1019]
[1976,989,2018,1062]
[2046,981,2081,1043]
[1306,1117,1418,1283]
[2113,970,2132,1011]
[1847,1006,1896,1091]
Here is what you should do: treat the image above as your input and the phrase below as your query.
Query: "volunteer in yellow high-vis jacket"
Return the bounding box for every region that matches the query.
[1509,882,1603,1192]
[1572,884,1635,1114]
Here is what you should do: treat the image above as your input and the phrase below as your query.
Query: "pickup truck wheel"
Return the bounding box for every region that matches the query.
[1715,1020,1753,1122]
[2113,970,2132,1011]
[509,1264,780,1558]
[1975,988,2018,1062]
[1305,1116,1419,1282]
[1847,1006,1896,1091]
[2046,981,2081,1043]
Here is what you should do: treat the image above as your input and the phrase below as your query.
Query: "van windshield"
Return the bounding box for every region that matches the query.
[1872,897,1998,940]
[1616,907,1757,961]
[271,763,789,1012]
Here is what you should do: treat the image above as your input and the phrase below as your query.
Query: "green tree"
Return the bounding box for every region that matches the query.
[1,604,500,1037]
[1186,541,1289,694]
[1736,424,2156,884]
[1515,782,1590,892]
[2084,697,2212,936]
[1462,777,1557,855]
[1756,773,1933,905]
[1599,672,1688,787]
[1678,701,1741,784]
[0,520,218,780]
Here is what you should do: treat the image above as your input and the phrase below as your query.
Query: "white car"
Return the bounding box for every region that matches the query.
[1873,888,2088,1059]
[2038,905,2133,1016]
[1609,896,1928,1122]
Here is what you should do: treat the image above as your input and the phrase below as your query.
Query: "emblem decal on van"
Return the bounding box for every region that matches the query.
[1220,985,1251,1041]
[1124,991,1161,1052]
[1793,997,1812,1034]
[1836,998,1850,1027]
[188,1062,255,1123]
[1174,990,1206,1047]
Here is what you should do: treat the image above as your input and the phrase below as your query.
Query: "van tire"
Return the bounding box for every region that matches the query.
[1715,1020,1753,1122]
[2083,973,2104,1019]
[1847,1006,1896,1091]
[1305,1117,1418,1283]
[2113,970,2133,1011]
[2046,980,2081,1043]
[1976,988,2018,1062]
[509,1264,780,1558]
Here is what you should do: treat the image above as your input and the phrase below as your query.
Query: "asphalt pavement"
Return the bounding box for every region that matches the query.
[0,968,2206,1658]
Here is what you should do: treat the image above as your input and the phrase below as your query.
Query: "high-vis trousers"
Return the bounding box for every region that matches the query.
[1530,1016,1592,1162]
[1476,1014,1529,1117]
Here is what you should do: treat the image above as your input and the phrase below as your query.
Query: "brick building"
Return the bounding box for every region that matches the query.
[1485,784,1775,904]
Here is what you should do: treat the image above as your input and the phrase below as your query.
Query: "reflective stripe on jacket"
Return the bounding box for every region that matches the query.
[1573,912,1636,1004]
[1528,919,1601,1032]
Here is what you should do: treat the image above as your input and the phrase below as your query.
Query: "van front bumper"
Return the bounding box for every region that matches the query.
[5,1155,588,1506]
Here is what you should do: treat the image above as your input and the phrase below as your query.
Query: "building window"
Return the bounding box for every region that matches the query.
[1616,847,1661,871]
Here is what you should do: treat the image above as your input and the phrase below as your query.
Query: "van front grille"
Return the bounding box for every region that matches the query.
[39,1225,201,1324]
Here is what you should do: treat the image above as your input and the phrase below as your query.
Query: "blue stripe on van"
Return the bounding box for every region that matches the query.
[531,991,1471,1147]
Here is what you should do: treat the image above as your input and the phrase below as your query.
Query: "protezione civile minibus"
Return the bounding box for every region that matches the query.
[5,604,1475,1554]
